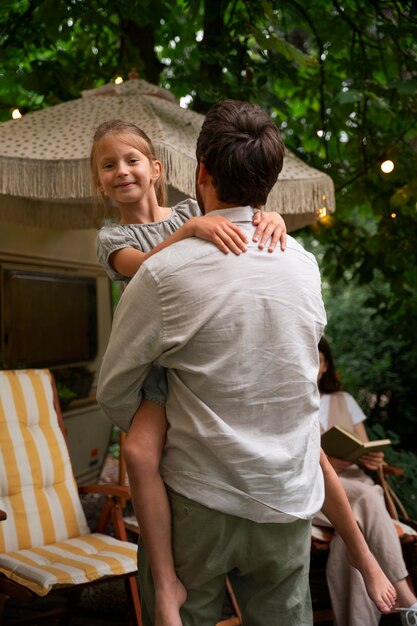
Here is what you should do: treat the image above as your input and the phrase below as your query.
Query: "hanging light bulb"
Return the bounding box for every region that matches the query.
[12,108,22,119]
[316,194,328,220]
[114,76,124,85]
[390,212,397,219]
[380,159,394,174]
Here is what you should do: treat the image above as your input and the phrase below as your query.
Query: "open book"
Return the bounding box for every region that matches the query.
[321,425,391,463]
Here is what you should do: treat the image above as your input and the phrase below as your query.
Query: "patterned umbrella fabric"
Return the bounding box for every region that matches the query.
[0,79,335,230]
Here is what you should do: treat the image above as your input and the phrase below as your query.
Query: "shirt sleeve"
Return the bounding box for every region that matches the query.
[96,265,164,431]
[318,394,330,432]
[344,392,367,425]
[96,226,144,282]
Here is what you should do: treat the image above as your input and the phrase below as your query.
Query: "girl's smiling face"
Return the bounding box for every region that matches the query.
[96,133,161,208]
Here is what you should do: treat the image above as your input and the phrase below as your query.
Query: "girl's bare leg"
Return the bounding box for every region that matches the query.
[320,450,397,613]
[123,398,187,626]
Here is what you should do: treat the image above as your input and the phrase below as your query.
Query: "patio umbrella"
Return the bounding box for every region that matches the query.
[0,79,335,231]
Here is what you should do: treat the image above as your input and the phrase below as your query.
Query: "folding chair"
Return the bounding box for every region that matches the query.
[310,525,335,625]
[0,369,142,625]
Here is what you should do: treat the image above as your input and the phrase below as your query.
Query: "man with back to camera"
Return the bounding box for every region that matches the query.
[97,99,326,626]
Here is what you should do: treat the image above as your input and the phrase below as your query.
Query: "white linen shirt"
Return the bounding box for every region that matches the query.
[97,206,327,523]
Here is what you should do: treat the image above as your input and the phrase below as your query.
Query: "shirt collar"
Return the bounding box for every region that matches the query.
[205,206,256,223]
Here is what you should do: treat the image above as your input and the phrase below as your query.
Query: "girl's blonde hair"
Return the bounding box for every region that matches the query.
[90,119,168,207]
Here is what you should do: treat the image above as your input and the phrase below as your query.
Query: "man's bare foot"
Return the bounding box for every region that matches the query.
[155,577,187,626]
[347,547,396,613]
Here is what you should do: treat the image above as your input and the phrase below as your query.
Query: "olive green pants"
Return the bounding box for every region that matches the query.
[138,489,312,626]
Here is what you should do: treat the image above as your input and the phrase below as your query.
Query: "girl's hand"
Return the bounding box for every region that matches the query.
[189,215,249,255]
[252,210,287,252]
[327,456,353,474]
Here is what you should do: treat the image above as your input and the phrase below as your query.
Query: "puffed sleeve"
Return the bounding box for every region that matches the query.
[96,226,143,281]
[172,198,201,223]
[344,392,367,425]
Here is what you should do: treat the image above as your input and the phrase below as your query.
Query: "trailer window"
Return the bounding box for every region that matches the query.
[1,269,98,368]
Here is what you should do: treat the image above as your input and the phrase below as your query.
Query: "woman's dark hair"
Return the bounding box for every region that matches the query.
[318,336,341,394]
[196,100,285,208]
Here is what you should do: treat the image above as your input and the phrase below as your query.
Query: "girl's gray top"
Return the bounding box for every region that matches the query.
[96,199,201,282]
[96,198,200,410]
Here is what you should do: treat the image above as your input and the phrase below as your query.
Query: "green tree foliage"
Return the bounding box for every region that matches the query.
[1,2,417,453]
[317,271,417,444]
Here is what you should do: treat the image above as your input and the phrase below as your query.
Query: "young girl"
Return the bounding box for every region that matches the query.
[91,119,396,626]
[91,119,288,626]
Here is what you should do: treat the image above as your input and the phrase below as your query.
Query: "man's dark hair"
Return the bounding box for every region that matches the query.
[196,100,285,208]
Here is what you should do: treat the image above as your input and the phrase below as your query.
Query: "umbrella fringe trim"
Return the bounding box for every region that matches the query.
[0,152,335,230]
[265,173,335,215]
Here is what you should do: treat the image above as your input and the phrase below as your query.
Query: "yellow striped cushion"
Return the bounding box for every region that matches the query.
[0,533,138,596]
[0,369,89,552]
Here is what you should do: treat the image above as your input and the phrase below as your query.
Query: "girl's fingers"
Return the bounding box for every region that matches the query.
[212,235,231,254]
[252,217,268,243]
[268,227,286,252]
[252,210,262,226]
[221,224,248,250]
[253,218,278,250]
[257,223,275,250]
[209,217,288,255]
[216,226,247,254]
[252,210,287,253]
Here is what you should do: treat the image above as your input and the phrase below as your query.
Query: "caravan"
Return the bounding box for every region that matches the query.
[0,220,114,484]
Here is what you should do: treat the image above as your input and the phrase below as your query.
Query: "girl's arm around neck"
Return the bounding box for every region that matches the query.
[110,216,250,278]
[110,210,287,278]
[109,247,148,278]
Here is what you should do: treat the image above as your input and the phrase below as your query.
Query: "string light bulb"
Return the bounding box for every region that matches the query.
[316,194,328,220]
[381,159,394,174]
[12,108,22,119]
[390,212,397,219]
[114,76,124,85]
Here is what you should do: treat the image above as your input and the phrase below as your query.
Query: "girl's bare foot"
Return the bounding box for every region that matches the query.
[347,547,396,613]
[155,577,187,626]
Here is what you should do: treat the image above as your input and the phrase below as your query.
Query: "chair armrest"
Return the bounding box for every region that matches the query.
[79,484,133,538]
[0,509,7,521]
[78,484,131,499]
[382,464,404,477]
[375,464,408,521]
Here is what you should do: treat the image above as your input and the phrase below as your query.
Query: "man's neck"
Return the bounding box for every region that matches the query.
[196,166,243,214]
[203,200,241,214]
